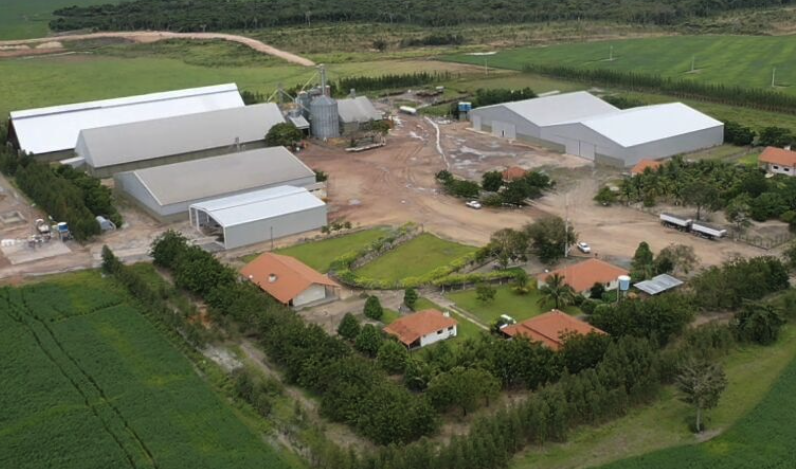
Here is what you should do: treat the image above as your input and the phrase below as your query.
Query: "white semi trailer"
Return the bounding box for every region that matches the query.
[659,213,727,240]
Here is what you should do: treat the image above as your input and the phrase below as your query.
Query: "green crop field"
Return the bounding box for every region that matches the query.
[598,331,796,469]
[447,36,796,94]
[0,271,289,469]
[0,0,118,40]
[354,233,477,283]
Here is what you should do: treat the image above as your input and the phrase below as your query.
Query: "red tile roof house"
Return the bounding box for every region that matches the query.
[537,258,629,297]
[383,309,458,350]
[759,147,796,177]
[630,159,663,176]
[502,310,606,350]
[502,166,528,182]
[241,253,341,308]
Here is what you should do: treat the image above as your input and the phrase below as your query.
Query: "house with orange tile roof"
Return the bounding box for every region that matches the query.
[241,253,341,308]
[502,166,528,182]
[383,309,458,349]
[501,309,606,350]
[537,258,629,296]
[759,147,796,177]
[630,159,663,176]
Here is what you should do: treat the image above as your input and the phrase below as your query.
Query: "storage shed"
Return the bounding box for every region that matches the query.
[337,96,383,134]
[76,103,286,177]
[114,147,320,221]
[189,186,327,250]
[8,84,244,160]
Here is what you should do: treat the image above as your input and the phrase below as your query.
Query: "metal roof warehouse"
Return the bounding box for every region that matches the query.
[76,103,286,176]
[190,186,327,250]
[8,84,244,158]
[114,147,319,221]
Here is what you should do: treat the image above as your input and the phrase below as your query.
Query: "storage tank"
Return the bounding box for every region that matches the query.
[458,102,473,112]
[310,95,340,139]
[618,275,631,292]
[297,91,311,118]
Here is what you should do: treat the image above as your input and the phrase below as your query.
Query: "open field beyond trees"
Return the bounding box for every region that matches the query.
[447,35,796,94]
[354,233,477,283]
[0,0,119,40]
[0,271,288,469]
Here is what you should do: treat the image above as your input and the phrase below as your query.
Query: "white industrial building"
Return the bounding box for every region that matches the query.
[189,186,327,250]
[469,92,723,167]
[114,147,320,221]
[337,96,384,134]
[76,103,286,176]
[7,84,244,160]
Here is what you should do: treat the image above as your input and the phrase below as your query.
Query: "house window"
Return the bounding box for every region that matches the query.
[774,165,780,170]
[786,167,791,172]
[437,329,444,335]
[448,326,454,331]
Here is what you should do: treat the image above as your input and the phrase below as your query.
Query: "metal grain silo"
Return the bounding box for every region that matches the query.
[310,95,340,139]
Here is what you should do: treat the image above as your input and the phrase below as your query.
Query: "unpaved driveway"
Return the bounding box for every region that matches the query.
[0,31,315,66]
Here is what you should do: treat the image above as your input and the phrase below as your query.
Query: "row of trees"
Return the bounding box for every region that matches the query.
[613,156,796,225]
[50,0,786,32]
[527,64,796,115]
[149,231,438,445]
[0,150,120,241]
[337,72,453,94]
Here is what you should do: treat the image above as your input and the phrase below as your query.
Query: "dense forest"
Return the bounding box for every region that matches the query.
[50,0,793,32]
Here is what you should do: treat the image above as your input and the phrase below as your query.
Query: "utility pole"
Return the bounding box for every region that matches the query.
[691,55,695,73]
[609,46,614,61]
[485,58,489,76]
[772,67,777,88]
[564,193,570,259]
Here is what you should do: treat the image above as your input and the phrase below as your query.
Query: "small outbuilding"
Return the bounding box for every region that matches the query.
[630,159,664,176]
[537,258,629,296]
[114,147,320,221]
[337,96,384,135]
[501,310,606,350]
[189,186,327,250]
[8,84,244,160]
[76,103,286,177]
[242,253,341,308]
[383,309,458,350]
[502,166,528,182]
[634,274,684,296]
[759,147,796,177]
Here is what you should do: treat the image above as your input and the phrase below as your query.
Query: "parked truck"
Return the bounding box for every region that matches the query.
[659,213,727,240]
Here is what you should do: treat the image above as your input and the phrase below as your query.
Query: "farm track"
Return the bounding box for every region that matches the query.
[1,290,158,468]
[0,31,316,66]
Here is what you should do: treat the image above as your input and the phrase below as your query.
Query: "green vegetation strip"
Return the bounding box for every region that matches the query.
[267,228,389,272]
[0,271,288,469]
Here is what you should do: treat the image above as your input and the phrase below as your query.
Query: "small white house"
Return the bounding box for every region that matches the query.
[383,309,458,349]
[759,147,796,177]
[241,253,340,308]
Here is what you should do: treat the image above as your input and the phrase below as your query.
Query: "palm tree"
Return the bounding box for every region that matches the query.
[538,273,576,310]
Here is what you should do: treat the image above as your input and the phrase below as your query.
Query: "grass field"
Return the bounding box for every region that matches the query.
[415,296,485,342]
[447,35,796,95]
[0,0,119,40]
[354,233,478,283]
[445,285,582,326]
[0,271,289,469]
[256,228,391,272]
[511,325,796,469]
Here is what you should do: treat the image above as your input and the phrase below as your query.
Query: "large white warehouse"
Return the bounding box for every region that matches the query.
[8,84,244,160]
[76,103,286,177]
[114,147,320,221]
[469,92,723,167]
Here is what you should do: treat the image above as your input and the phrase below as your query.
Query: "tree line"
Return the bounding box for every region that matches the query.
[49,0,791,32]
[435,169,554,209]
[0,150,122,241]
[526,64,796,115]
[336,72,452,94]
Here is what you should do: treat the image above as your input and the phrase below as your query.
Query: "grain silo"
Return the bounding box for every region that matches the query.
[310,95,340,139]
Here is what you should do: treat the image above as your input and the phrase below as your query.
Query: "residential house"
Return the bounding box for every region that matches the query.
[502,166,528,182]
[241,253,340,308]
[383,309,457,349]
[630,159,663,176]
[537,258,629,296]
[759,147,796,177]
[501,309,606,350]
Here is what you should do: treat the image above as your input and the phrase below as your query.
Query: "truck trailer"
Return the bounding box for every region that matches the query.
[659,214,726,240]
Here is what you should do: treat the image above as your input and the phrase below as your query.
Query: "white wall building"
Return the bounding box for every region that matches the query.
[383,309,458,349]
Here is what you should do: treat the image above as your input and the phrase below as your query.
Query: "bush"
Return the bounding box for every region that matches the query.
[731,303,785,345]
[364,296,384,320]
[724,120,756,146]
[476,283,496,302]
[355,324,384,357]
[337,313,361,341]
[404,288,419,310]
[377,340,409,374]
[265,122,303,147]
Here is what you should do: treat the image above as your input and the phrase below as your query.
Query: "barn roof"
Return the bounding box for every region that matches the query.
[125,146,315,206]
[77,103,285,169]
[10,84,244,155]
[476,92,619,127]
[337,97,383,124]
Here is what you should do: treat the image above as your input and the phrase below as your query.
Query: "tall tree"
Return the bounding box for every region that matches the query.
[404,288,419,310]
[481,171,504,192]
[364,295,384,320]
[631,241,655,281]
[265,122,304,147]
[681,182,721,221]
[523,216,577,264]
[676,360,727,433]
[337,313,361,341]
[538,273,576,310]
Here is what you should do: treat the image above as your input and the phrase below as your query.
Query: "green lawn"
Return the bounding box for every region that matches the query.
[354,233,477,284]
[510,325,796,469]
[381,308,401,325]
[244,228,389,272]
[0,270,289,469]
[447,35,796,95]
[446,285,579,326]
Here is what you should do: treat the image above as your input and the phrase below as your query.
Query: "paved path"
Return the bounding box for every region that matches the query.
[0,31,316,66]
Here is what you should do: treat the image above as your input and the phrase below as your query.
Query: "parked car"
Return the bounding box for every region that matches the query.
[466,200,483,210]
[577,242,591,254]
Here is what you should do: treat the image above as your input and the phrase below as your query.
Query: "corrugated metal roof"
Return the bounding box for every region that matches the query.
[78,103,285,169]
[478,91,619,127]
[634,274,684,296]
[578,103,723,148]
[190,185,325,228]
[337,96,383,123]
[10,84,244,155]
[289,115,310,129]
[127,146,315,206]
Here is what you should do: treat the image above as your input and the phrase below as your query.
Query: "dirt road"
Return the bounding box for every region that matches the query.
[0,31,316,66]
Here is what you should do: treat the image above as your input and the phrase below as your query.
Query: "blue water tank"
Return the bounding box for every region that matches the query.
[458,102,472,112]
[618,275,631,292]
